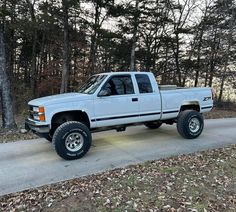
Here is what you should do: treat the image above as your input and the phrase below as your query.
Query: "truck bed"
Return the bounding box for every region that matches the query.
[159,86,212,120]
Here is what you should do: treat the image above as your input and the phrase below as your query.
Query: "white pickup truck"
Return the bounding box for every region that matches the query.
[25,72,213,160]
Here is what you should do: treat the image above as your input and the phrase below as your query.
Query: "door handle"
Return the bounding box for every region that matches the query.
[132,98,138,102]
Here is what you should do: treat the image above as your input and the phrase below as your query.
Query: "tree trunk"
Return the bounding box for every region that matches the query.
[208,31,220,87]
[60,0,70,93]
[194,29,204,87]
[88,2,100,76]
[218,74,225,102]
[130,0,139,72]
[31,29,37,96]
[37,32,46,85]
[208,52,215,87]
[204,63,209,87]
[194,5,209,87]
[174,32,181,86]
[130,39,137,71]
[161,46,169,84]
[0,31,16,129]
[218,40,231,102]
[2,0,15,81]
[26,0,38,97]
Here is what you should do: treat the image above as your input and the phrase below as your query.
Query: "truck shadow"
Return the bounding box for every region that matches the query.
[92,126,180,147]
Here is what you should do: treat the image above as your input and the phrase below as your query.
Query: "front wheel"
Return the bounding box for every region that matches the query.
[52,121,92,160]
[177,110,204,139]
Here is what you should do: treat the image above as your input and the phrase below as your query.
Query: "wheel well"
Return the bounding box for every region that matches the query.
[51,111,90,129]
[180,104,200,112]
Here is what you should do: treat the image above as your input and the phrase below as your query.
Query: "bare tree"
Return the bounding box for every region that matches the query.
[218,0,235,101]
[60,0,70,93]
[88,0,113,75]
[168,0,197,86]
[0,29,16,129]
[130,0,139,71]
[194,0,213,87]
[26,0,38,96]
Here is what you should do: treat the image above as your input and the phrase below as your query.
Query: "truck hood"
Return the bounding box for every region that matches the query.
[28,93,92,106]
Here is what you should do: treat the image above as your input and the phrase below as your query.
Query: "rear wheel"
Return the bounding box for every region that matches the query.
[52,121,92,160]
[144,121,162,129]
[177,110,204,139]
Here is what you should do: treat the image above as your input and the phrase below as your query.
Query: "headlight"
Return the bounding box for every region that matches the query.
[30,106,46,122]
[33,114,40,121]
[33,106,45,113]
[33,106,39,112]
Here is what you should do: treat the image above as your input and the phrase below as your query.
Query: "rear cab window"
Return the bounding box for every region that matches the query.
[135,74,153,93]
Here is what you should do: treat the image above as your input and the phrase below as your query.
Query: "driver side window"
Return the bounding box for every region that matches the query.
[102,75,134,96]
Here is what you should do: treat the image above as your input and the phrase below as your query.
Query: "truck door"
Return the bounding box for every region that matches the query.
[94,74,139,127]
[135,74,161,122]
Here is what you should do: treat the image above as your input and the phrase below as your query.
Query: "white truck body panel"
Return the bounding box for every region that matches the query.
[28,94,94,128]
[26,72,213,131]
[25,71,214,160]
[93,94,140,127]
[160,87,213,120]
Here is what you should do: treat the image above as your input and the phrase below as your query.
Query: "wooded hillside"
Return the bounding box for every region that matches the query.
[0,0,235,128]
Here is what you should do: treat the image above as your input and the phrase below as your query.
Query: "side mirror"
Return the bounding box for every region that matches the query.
[98,88,111,97]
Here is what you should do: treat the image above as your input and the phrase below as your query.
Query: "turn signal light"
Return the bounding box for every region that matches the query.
[39,107,45,113]
[39,114,46,121]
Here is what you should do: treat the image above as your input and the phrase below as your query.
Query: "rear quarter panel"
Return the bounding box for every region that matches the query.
[160,87,213,120]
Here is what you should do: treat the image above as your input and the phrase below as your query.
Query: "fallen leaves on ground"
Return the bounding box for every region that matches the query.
[0,129,37,143]
[204,108,236,119]
[0,115,37,143]
[1,145,236,211]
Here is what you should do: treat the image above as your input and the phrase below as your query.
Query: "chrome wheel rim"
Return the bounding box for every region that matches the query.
[65,132,84,152]
[189,118,200,133]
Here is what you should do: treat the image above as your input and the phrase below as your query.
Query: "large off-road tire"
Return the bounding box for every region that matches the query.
[177,110,204,139]
[52,121,92,160]
[144,121,162,129]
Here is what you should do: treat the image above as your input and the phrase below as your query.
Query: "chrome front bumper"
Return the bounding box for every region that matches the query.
[25,118,50,133]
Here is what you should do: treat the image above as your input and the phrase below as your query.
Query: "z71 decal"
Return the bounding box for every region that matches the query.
[203,97,211,101]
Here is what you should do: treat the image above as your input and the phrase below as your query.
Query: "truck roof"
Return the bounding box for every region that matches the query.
[97,71,152,76]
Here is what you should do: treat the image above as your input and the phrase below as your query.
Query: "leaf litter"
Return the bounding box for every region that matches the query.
[0,145,236,211]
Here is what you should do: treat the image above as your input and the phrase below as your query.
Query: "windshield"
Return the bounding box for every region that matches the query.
[78,74,107,94]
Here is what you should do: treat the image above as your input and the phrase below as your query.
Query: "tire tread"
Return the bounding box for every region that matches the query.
[52,121,91,160]
[177,110,204,139]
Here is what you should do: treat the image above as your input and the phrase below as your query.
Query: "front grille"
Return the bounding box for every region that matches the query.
[28,105,34,120]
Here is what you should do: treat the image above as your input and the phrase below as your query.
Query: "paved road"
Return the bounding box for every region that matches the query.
[0,118,235,196]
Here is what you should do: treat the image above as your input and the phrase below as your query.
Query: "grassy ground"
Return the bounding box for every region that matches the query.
[1,145,236,211]
[0,108,236,143]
